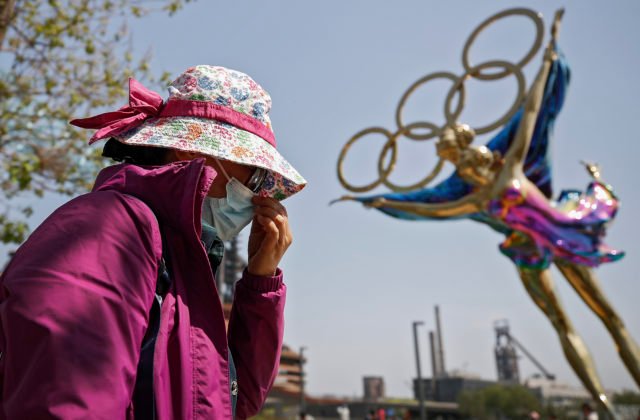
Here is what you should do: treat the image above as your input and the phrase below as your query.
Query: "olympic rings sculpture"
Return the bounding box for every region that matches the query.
[337,8,544,193]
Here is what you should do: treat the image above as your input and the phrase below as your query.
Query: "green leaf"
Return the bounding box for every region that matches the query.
[85,39,95,55]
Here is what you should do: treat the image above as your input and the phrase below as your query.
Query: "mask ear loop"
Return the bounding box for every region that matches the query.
[213,157,258,199]
[213,158,232,181]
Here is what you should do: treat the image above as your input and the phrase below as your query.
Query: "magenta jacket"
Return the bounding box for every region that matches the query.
[0,159,286,419]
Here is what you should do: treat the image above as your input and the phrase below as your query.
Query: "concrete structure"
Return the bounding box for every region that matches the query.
[216,235,245,304]
[414,373,497,403]
[272,345,305,396]
[363,376,385,402]
[525,375,591,408]
[434,306,446,378]
[261,346,307,418]
[427,306,447,381]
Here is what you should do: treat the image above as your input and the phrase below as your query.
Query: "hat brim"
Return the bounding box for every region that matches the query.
[115,116,306,200]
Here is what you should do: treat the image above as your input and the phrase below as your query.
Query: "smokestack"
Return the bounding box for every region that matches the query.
[435,306,446,377]
[429,331,438,378]
[429,331,439,401]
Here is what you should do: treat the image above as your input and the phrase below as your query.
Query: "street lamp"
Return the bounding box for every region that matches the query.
[299,346,307,413]
[413,321,426,420]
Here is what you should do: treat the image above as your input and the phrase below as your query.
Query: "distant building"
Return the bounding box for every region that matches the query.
[247,340,308,417]
[217,235,245,304]
[363,376,385,402]
[272,345,305,396]
[217,236,246,329]
[525,375,591,408]
[414,373,497,402]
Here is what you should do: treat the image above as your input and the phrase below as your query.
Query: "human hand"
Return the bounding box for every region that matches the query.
[247,196,292,277]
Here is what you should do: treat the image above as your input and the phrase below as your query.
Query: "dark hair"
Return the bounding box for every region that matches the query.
[102,138,171,166]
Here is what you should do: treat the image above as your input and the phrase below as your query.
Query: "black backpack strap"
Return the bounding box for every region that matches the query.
[129,195,171,419]
[133,256,170,420]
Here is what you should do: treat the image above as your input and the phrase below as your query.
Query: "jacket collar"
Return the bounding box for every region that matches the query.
[92,158,216,237]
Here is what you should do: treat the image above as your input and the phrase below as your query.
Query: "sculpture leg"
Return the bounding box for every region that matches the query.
[555,260,640,388]
[517,266,616,417]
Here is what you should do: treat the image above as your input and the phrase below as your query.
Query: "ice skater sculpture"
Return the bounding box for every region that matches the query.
[334,8,639,415]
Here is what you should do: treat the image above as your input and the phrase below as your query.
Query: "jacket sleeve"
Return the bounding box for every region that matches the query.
[228,268,286,419]
[0,191,161,420]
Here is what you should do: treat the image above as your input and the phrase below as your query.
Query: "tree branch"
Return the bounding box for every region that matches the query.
[0,0,17,49]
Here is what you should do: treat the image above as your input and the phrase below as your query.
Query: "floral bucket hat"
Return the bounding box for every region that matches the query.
[71,65,306,200]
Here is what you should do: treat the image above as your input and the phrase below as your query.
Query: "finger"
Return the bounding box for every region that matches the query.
[279,219,293,250]
[254,206,286,223]
[252,196,288,216]
[252,195,277,206]
[255,204,286,219]
[255,214,279,246]
[275,215,292,249]
[255,212,277,228]
[255,208,288,249]
[250,215,265,235]
[258,206,289,248]
[257,209,288,246]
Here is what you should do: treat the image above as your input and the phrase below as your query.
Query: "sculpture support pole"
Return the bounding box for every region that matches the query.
[517,266,616,417]
[555,260,640,387]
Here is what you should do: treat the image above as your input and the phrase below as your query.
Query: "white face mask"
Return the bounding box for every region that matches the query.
[203,160,256,241]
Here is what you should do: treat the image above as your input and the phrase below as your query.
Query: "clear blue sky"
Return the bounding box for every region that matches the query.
[14,0,640,399]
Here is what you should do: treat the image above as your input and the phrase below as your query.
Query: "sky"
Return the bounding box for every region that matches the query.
[7,0,640,399]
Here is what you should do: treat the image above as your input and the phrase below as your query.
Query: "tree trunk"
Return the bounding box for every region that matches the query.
[0,0,17,50]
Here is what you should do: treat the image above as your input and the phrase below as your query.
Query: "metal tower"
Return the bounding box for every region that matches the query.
[494,319,555,383]
[217,235,246,304]
[494,320,521,383]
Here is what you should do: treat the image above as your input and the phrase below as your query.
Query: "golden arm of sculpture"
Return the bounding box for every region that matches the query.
[338,12,561,220]
[499,10,563,181]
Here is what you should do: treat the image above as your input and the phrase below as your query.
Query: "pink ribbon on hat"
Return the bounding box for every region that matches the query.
[70,79,163,144]
[71,78,276,147]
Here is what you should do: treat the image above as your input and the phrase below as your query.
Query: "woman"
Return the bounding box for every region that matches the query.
[0,65,306,419]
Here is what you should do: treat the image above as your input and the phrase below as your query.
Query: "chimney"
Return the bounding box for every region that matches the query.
[435,306,446,377]
[429,331,438,378]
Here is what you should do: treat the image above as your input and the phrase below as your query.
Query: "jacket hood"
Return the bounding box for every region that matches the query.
[92,158,216,237]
